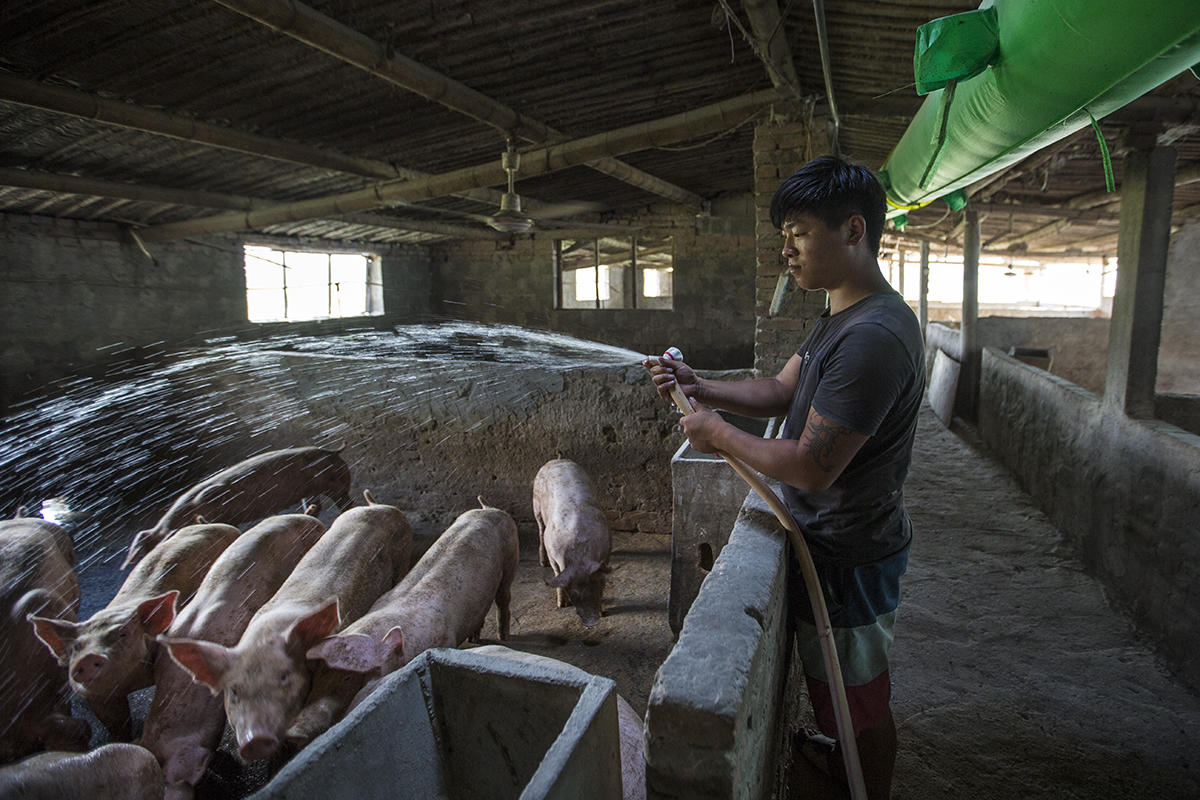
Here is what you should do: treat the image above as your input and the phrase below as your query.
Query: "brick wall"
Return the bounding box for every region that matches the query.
[752,120,828,376]
[0,213,432,410]
[430,202,757,370]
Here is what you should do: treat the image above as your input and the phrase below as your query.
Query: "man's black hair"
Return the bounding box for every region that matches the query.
[769,155,887,256]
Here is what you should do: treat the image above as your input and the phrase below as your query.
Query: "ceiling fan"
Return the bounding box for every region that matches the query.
[386,139,607,235]
[486,138,535,233]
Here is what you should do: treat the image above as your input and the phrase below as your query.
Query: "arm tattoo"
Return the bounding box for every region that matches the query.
[802,416,853,473]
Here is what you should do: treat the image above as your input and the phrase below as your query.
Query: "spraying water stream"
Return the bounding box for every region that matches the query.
[0,321,647,610]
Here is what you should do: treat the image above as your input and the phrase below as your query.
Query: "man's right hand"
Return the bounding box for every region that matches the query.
[642,351,700,405]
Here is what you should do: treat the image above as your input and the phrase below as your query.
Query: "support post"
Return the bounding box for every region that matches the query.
[919,241,930,338]
[1104,146,1177,417]
[960,205,981,421]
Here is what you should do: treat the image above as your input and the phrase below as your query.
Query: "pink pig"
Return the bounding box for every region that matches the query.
[160,492,412,763]
[0,517,90,761]
[0,742,164,800]
[122,444,353,568]
[139,512,325,800]
[31,522,240,740]
[533,459,612,627]
[288,499,519,747]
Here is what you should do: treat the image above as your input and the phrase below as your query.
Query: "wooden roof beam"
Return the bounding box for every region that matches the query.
[972,202,1121,221]
[0,71,549,214]
[323,213,507,241]
[739,0,803,102]
[0,167,507,240]
[0,166,261,211]
[0,71,406,180]
[1051,202,1200,252]
[882,230,1109,263]
[137,89,779,242]
[213,0,705,207]
[991,162,1200,249]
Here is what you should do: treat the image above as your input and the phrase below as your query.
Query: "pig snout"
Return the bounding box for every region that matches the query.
[71,652,110,688]
[237,727,281,762]
[577,605,601,628]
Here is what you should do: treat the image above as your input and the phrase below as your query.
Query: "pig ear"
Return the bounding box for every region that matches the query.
[195,485,225,504]
[381,626,404,658]
[29,615,78,664]
[306,632,387,673]
[545,568,574,589]
[161,637,235,693]
[287,599,341,652]
[137,591,179,635]
[121,532,152,570]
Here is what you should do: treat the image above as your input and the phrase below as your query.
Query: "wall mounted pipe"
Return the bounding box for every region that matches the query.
[878,0,1200,217]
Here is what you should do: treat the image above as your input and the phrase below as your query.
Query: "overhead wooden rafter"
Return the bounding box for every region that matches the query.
[137,89,779,241]
[882,228,1108,263]
[0,166,261,212]
[0,166,504,239]
[212,0,705,208]
[307,212,506,240]
[989,161,1200,249]
[739,0,803,102]
[0,72,567,216]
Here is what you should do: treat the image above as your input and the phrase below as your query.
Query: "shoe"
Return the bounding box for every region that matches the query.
[795,730,846,786]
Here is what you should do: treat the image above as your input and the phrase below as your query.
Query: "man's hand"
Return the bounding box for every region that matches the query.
[642,351,700,405]
[678,398,726,454]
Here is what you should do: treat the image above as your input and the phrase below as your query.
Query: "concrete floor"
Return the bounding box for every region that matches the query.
[785,408,1200,799]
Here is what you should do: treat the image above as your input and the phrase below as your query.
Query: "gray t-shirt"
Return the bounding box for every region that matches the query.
[779,290,925,566]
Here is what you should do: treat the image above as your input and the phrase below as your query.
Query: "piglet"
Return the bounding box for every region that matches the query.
[533,458,612,627]
[31,522,240,740]
[289,499,519,747]
[140,512,325,800]
[0,518,90,761]
[122,444,354,568]
[0,743,163,800]
[161,492,412,763]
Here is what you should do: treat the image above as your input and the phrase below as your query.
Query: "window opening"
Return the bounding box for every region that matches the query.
[555,235,673,310]
[244,245,383,323]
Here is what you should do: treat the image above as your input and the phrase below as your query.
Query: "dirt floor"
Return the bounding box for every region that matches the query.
[69,403,1200,798]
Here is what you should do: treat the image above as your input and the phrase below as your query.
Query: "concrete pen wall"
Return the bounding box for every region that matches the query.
[644,489,795,800]
[979,348,1200,691]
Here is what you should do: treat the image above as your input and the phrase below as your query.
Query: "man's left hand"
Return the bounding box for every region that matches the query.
[679,399,724,454]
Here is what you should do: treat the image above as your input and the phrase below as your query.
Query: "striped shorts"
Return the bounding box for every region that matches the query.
[788,546,908,738]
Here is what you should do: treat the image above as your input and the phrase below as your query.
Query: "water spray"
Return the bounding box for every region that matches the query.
[657,347,868,800]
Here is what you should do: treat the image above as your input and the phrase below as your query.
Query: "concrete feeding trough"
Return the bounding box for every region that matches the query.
[254,647,624,800]
[668,411,774,637]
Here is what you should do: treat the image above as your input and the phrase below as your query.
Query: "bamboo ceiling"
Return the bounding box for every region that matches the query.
[0,0,1197,256]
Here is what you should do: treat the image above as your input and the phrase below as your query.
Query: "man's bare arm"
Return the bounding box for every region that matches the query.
[694,404,868,493]
[691,353,804,418]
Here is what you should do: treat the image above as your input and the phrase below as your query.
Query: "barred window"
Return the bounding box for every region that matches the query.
[243,245,383,323]
[554,235,673,310]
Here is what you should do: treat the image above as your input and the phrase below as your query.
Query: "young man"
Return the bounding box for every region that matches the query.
[644,155,924,799]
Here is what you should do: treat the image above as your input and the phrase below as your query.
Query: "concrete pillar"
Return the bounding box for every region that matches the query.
[918,241,930,337]
[960,205,981,421]
[1158,223,1200,395]
[1104,146,1176,418]
[897,247,906,297]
